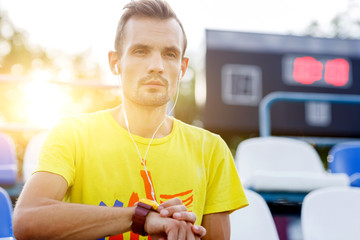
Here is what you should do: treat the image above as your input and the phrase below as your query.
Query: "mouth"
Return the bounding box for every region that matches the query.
[144,80,165,86]
[140,74,169,88]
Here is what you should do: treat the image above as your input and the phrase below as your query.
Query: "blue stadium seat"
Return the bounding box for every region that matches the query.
[0,133,17,186]
[328,141,360,187]
[0,187,14,239]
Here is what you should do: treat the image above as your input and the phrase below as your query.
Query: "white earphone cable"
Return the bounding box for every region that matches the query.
[116,70,181,202]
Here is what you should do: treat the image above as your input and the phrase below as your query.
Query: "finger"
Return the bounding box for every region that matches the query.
[186,222,196,240]
[167,228,178,240]
[158,197,183,209]
[177,221,187,240]
[172,211,197,224]
[160,205,188,218]
[157,197,183,213]
[191,225,206,238]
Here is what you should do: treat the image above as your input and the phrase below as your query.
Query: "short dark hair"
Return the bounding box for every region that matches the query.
[114,0,187,57]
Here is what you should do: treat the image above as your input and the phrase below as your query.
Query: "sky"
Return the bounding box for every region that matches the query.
[0,0,351,76]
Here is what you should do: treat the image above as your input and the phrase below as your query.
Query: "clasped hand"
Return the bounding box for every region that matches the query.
[143,198,206,240]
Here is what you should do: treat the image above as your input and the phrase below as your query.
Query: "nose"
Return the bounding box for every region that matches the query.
[147,52,164,74]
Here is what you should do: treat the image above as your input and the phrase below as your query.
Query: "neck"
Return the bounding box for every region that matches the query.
[114,100,173,138]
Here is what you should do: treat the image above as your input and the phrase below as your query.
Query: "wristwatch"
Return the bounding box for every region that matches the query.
[131,199,159,236]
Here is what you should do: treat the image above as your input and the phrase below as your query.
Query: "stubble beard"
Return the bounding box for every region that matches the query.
[125,74,173,107]
[132,89,170,106]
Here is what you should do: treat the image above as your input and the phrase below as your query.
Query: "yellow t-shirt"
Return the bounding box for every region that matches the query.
[37,110,248,240]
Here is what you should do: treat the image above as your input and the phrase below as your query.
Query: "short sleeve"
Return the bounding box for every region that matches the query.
[35,117,77,187]
[203,136,248,215]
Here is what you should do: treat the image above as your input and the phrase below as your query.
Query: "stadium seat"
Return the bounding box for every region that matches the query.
[235,136,349,192]
[23,131,48,182]
[328,141,360,187]
[230,189,279,240]
[0,133,17,186]
[301,186,360,240]
[0,187,14,239]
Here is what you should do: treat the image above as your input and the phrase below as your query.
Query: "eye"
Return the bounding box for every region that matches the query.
[165,51,177,59]
[133,49,146,55]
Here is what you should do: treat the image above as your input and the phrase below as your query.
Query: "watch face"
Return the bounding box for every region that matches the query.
[139,198,159,210]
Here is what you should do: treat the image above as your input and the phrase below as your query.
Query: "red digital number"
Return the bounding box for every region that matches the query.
[293,57,323,85]
[292,56,350,87]
[324,58,350,87]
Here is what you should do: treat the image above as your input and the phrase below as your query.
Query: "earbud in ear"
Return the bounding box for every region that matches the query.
[115,66,119,75]
[179,70,183,80]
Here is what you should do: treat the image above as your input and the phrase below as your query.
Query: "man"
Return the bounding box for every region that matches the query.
[13,0,248,239]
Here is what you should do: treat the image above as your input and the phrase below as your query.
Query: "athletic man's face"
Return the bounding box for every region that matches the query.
[117,17,188,107]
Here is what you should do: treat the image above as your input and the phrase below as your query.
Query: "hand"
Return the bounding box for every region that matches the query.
[145,211,202,240]
[156,198,206,238]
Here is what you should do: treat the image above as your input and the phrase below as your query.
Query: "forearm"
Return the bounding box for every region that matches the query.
[13,172,204,240]
[201,212,230,240]
[13,199,135,240]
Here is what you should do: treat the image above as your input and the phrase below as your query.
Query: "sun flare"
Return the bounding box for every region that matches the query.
[23,80,71,128]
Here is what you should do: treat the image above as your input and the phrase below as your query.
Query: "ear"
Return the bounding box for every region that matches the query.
[179,57,189,80]
[108,51,120,75]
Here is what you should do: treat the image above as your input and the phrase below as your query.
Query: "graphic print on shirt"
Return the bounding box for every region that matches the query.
[97,169,193,240]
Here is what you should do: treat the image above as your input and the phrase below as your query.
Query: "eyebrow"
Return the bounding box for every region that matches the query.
[129,44,152,51]
[129,44,181,55]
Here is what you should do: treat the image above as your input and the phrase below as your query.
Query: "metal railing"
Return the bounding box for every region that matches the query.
[259,91,360,145]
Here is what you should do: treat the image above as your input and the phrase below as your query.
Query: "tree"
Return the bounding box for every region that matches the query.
[303,0,360,39]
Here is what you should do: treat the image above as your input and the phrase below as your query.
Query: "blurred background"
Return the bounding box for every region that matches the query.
[1,1,360,240]
[0,0,359,177]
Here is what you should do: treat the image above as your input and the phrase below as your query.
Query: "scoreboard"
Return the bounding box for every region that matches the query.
[283,55,351,88]
[203,30,360,137]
